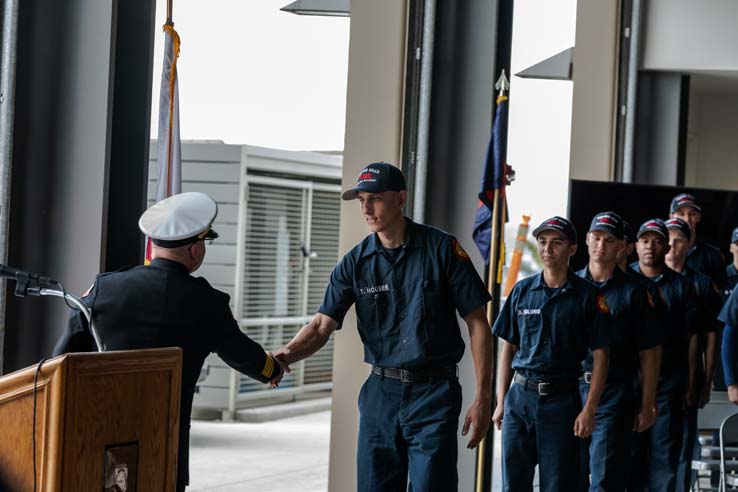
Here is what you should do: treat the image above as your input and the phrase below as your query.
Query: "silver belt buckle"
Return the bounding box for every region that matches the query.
[584,372,593,384]
[537,382,551,396]
[400,369,412,383]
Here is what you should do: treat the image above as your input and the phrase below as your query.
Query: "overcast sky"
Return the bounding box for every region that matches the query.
[150,0,350,151]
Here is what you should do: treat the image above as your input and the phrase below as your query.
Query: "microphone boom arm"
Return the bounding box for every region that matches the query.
[39,288,105,352]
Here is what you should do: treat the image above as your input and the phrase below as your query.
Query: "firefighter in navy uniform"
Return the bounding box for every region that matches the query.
[52,192,283,492]
[273,162,494,492]
[492,216,612,492]
[665,217,722,491]
[726,227,738,298]
[669,193,727,293]
[629,219,699,492]
[576,212,662,492]
[721,283,738,405]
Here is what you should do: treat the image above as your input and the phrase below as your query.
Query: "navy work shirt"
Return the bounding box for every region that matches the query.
[687,239,727,291]
[680,265,722,333]
[577,267,662,379]
[726,263,738,299]
[720,289,738,386]
[492,271,611,383]
[318,218,491,369]
[630,263,699,374]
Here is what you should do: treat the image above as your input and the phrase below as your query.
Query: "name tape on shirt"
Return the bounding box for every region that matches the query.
[359,284,390,295]
[517,308,542,316]
[596,293,610,314]
[452,239,470,261]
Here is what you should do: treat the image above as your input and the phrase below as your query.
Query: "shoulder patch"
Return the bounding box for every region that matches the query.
[596,293,610,314]
[451,239,470,261]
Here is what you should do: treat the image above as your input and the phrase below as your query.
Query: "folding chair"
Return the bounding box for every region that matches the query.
[720,413,738,491]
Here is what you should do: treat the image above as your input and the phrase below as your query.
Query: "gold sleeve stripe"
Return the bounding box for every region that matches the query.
[261,353,275,378]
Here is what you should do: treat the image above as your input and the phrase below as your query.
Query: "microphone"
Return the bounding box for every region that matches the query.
[0,264,59,294]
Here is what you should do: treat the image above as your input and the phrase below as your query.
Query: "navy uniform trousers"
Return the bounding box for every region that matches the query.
[501,382,582,492]
[579,380,635,492]
[357,373,463,491]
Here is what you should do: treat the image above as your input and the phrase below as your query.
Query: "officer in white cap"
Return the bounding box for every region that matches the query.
[53,192,283,492]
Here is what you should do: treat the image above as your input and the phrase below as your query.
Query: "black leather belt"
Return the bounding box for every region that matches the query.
[513,373,577,396]
[371,365,457,383]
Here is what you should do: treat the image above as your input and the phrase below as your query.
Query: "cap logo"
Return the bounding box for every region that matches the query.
[596,216,615,225]
[546,220,561,226]
[358,172,376,182]
[677,195,693,204]
[645,221,661,228]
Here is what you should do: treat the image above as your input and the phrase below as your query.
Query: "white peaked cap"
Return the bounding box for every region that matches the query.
[139,192,219,245]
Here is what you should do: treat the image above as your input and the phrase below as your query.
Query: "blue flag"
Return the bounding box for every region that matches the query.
[473,95,510,264]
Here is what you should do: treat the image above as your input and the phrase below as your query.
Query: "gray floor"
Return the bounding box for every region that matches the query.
[187,407,522,491]
[188,411,330,492]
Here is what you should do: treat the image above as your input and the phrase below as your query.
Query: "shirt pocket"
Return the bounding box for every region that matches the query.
[517,309,543,355]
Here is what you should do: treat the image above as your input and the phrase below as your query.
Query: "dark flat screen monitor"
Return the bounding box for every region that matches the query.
[567,179,738,271]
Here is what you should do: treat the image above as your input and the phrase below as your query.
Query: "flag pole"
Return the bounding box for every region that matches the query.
[166,0,173,25]
[475,70,510,492]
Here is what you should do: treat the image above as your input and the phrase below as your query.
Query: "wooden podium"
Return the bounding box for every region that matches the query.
[0,348,182,491]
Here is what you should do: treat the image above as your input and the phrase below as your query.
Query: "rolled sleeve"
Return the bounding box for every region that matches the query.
[588,295,612,351]
[444,237,492,318]
[492,286,519,345]
[317,255,356,328]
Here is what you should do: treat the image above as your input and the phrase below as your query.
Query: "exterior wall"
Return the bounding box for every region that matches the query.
[328,0,407,490]
[569,1,619,181]
[642,0,738,72]
[685,91,738,191]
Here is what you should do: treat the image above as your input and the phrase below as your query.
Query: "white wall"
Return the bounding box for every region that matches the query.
[685,91,738,190]
[643,0,738,72]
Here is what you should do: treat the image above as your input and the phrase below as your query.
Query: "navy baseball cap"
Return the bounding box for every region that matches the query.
[732,227,738,244]
[623,220,636,244]
[637,218,668,240]
[342,162,407,201]
[588,211,624,240]
[665,217,691,240]
[670,193,701,214]
[532,216,577,243]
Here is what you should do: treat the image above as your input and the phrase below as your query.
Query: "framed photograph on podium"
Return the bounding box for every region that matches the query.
[103,442,139,492]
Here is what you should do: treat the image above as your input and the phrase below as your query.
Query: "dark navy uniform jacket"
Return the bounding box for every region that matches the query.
[318,218,491,370]
[493,271,611,383]
[52,258,275,488]
[687,239,727,291]
[630,263,699,374]
[681,265,722,333]
[726,263,738,299]
[577,267,662,380]
[720,289,738,385]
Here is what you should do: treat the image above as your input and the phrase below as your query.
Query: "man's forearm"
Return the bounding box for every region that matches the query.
[687,333,699,393]
[465,310,493,401]
[282,314,337,364]
[497,341,517,401]
[583,348,610,413]
[638,345,662,408]
[704,331,717,384]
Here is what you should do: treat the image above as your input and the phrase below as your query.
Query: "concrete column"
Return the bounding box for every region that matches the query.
[569,1,619,181]
[327,1,407,490]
